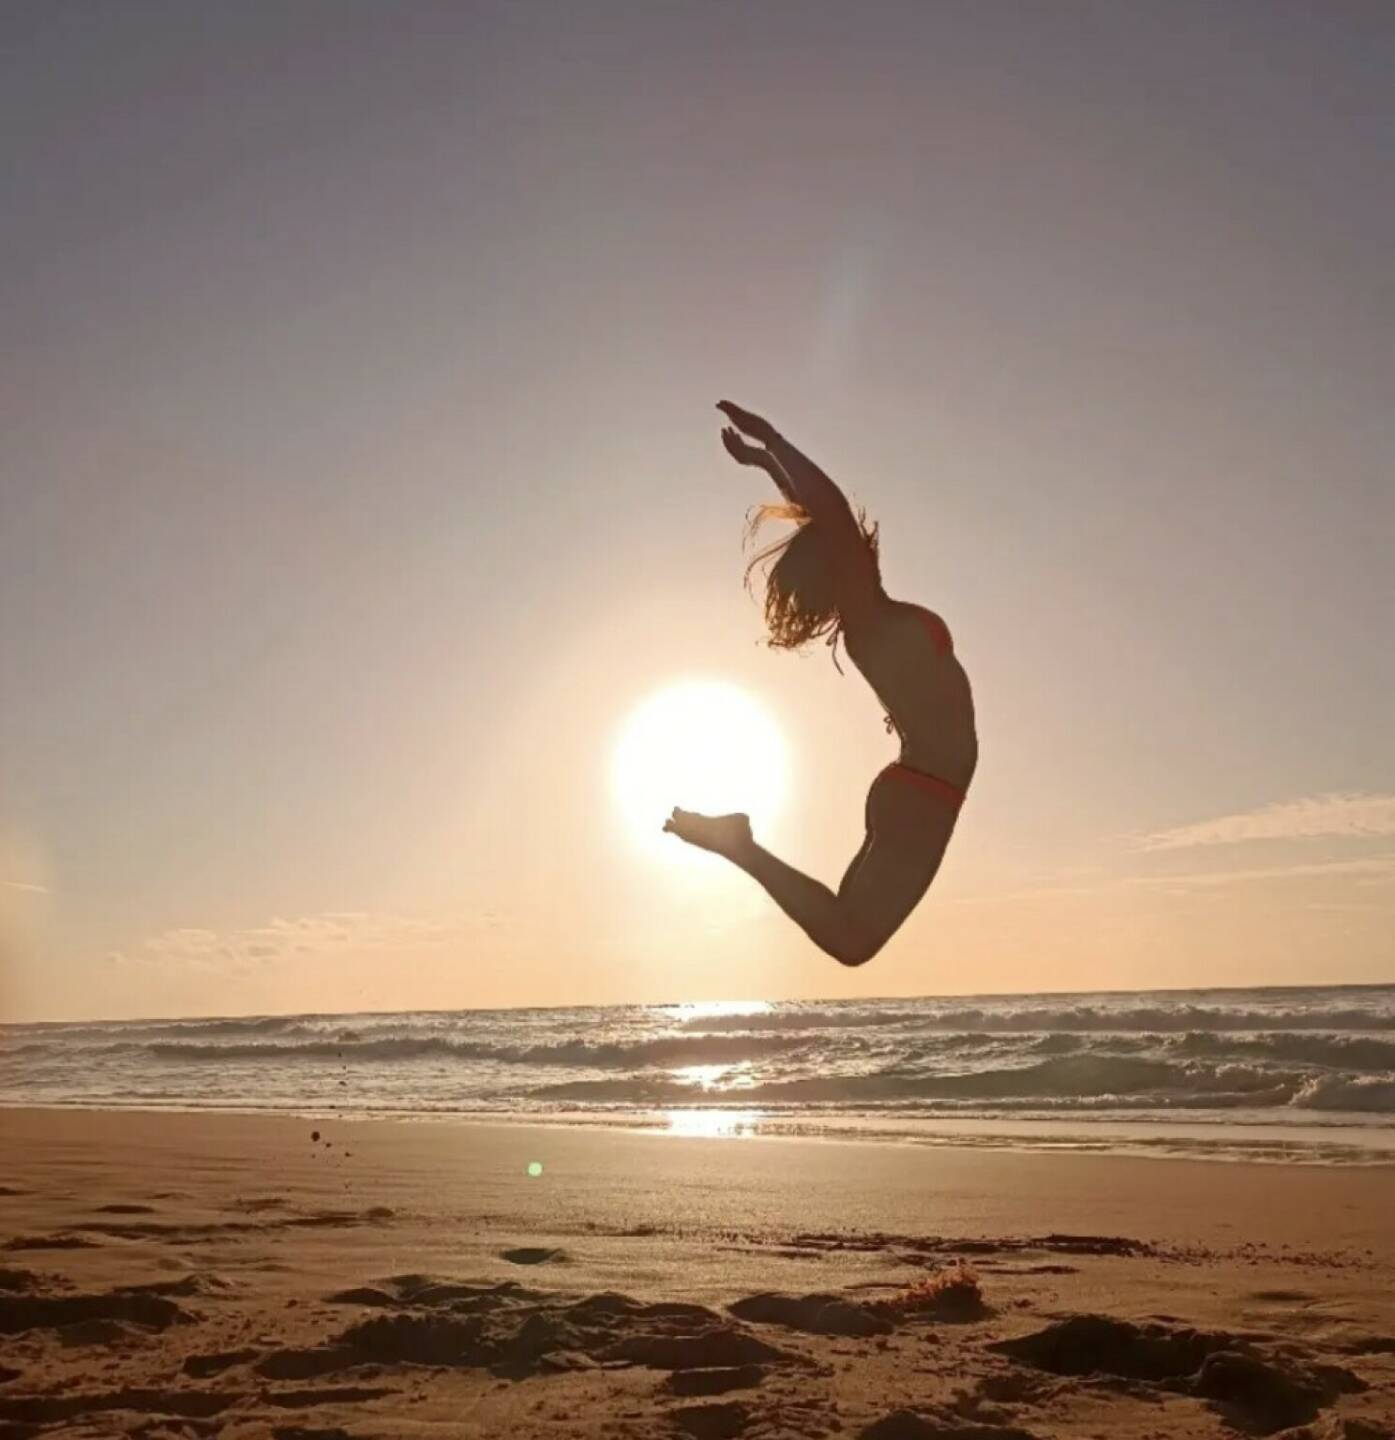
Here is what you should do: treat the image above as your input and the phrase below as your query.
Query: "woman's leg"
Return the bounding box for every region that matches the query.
[665,797,952,966]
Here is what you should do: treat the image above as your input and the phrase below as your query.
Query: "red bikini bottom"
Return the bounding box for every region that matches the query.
[876,762,967,812]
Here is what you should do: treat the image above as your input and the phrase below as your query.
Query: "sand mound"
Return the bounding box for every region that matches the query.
[604,1326,789,1372]
[56,1317,144,1347]
[0,1387,236,1426]
[183,1347,260,1378]
[992,1314,1225,1379]
[667,1365,767,1396]
[729,1292,893,1337]
[123,1272,234,1298]
[1194,1350,1366,1432]
[860,1408,1037,1439]
[1343,1337,1395,1356]
[324,1285,397,1306]
[256,1279,804,1383]
[264,1385,397,1410]
[671,1400,751,1438]
[2,1233,100,1252]
[385,1274,545,1309]
[992,1315,1365,1433]
[0,1287,193,1336]
[1274,1419,1394,1440]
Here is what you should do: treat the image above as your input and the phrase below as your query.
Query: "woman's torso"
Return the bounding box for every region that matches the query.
[842,597,978,789]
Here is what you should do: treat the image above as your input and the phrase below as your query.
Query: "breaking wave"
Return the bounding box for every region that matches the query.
[529,1053,1395,1114]
[135,1032,814,1068]
[4,986,1393,1154]
[682,1003,1395,1034]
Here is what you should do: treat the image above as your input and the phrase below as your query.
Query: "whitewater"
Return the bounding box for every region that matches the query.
[4,985,1393,1164]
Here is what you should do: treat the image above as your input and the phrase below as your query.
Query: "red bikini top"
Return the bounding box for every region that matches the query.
[914,606,954,656]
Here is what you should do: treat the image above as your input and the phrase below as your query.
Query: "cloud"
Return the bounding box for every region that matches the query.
[946,882,1103,907]
[145,928,222,959]
[948,852,1395,908]
[131,911,469,968]
[1132,792,1395,851]
[2,880,50,894]
[1126,852,1395,892]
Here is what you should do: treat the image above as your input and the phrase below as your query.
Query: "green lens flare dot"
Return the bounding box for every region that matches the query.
[527,1161,543,1178]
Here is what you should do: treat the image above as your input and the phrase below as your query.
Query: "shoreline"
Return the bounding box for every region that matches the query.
[4,1105,1395,1250]
[4,1099,1393,1169]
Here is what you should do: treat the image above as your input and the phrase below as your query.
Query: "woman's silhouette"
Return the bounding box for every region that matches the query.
[664,401,977,966]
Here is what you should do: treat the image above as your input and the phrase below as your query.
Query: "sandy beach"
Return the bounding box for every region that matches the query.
[1,1107,1391,1438]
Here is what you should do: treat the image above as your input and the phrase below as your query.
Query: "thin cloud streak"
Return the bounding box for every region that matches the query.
[949,853,1395,907]
[112,912,471,969]
[1127,853,1395,892]
[1133,793,1395,851]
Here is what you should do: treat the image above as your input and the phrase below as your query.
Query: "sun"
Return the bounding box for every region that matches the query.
[612,680,789,861]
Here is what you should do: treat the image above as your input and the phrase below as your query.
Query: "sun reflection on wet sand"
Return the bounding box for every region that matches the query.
[664,1109,764,1139]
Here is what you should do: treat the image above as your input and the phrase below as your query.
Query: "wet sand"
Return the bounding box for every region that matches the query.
[1,1106,1392,1437]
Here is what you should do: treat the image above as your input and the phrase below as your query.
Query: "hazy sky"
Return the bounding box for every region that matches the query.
[3,1,1391,1022]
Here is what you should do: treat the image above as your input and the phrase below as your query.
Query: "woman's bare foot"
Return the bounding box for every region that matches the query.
[664,808,753,861]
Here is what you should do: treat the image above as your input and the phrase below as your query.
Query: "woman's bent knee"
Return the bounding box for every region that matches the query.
[829,930,885,967]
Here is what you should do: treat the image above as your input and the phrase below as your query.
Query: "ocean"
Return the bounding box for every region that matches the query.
[4,985,1394,1164]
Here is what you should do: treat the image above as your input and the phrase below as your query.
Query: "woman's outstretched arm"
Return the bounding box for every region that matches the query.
[718,401,861,545]
[717,400,880,611]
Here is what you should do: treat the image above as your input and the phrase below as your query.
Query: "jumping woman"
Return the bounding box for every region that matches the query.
[664,401,978,967]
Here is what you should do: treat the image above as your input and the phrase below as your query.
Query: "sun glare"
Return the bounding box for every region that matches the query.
[661,999,775,1023]
[665,1109,764,1139]
[612,680,789,862]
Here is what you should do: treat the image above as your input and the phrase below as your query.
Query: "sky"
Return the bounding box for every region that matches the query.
[2,0,1392,1022]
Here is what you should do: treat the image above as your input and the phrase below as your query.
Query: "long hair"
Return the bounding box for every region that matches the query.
[743,501,880,672]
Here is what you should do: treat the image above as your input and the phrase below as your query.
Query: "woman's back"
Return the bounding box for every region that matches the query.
[844,598,978,788]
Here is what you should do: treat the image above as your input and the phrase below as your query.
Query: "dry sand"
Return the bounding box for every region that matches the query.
[0,1107,1391,1438]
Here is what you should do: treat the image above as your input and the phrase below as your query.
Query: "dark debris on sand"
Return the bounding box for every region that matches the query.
[784,1230,1162,1261]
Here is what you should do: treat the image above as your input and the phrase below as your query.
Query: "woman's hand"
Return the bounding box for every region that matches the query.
[721,425,796,502]
[717,400,779,446]
[721,426,772,469]
[718,401,798,502]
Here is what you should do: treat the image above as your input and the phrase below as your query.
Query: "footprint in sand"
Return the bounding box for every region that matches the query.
[671,1400,750,1439]
[499,1247,567,1266]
